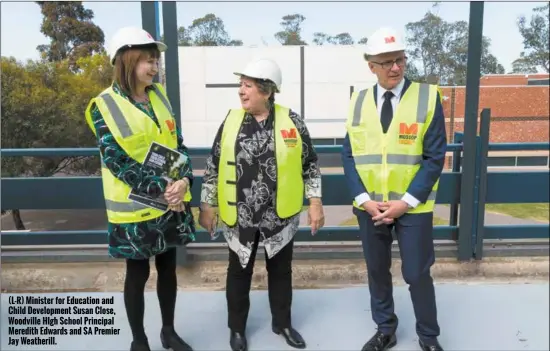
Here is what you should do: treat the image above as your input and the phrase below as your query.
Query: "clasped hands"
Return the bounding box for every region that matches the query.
[164,178,189,212]
[362,200,409,226]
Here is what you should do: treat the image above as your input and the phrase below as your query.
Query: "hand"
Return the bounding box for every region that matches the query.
[372,200,409,224]
[307,198,325,235]
[169,202,185,212]
[361,200,394,226]
[198,203,217,235]
[164,178,189,205]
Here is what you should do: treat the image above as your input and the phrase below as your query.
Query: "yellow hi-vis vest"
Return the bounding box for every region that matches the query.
[84,83,191,224]
[346,82,439,214]
[217,104,304,227]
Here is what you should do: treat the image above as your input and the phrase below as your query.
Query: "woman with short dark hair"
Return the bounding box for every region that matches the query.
[199,58,325,351]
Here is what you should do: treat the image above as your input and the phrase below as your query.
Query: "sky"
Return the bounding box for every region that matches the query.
[0,1,546,73]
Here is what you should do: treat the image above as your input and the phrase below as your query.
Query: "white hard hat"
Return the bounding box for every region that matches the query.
[108,26,167,65]
[234,58,282,92]
[364,27,405,58]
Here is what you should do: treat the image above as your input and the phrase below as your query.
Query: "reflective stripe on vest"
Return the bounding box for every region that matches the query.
[217,104,304,227]
[97,85,172,139]
[351,83,431,126]
[85,83,191,224]
[346,82,439,214]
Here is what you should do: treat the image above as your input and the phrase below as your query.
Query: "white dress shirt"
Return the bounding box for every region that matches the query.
[354,78,421,209]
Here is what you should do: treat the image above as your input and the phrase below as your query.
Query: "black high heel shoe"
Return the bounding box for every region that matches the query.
[229,330,247,351]
[130,340,151,351]
[160,326,193,351]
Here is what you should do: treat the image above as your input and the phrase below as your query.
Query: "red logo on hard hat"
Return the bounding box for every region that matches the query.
[384,36,395,44]
[146,32,154,39]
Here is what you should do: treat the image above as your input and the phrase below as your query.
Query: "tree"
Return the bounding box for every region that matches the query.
[1,54,110,228]
[187,14,242,46]
[313,32,354,45]
[357,37,368,45]
[36,2,105,70]
[274,14,308,45]
[512,3,549,73]
[227,39,244,46]
[405,9,504,85]
[175,26,193,46]
[164,15,243,46]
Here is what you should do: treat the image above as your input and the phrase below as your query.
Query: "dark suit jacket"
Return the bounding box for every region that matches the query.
[341,77,447,205]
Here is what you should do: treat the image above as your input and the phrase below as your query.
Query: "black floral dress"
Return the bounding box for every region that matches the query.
[90,83,196,260]
[201,107,322,268]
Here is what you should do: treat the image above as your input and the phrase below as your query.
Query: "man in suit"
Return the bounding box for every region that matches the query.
[341,27,447,351]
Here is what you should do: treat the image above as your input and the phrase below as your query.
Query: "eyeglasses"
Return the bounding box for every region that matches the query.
[371,56,407,70]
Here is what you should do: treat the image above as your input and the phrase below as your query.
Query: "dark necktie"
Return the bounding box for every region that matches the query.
[381,90,394,134]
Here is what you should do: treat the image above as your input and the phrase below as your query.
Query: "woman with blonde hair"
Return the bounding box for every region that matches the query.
[84,27,195,351]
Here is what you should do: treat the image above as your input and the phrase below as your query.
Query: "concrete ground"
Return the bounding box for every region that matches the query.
[1,283,548,350]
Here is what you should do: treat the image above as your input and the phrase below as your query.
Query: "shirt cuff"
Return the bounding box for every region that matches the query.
[355,192,371,207]
[402,192,420,209]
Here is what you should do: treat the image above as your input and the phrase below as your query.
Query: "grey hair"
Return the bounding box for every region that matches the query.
[254,78,277,110]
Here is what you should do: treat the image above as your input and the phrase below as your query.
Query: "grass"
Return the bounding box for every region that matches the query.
[485,203,549,223]
[339,215,449,227]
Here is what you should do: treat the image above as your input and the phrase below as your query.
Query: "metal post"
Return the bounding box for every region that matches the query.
[154,1,163,84]
[471,135,481,258]
[475,108,491,259]
[450,87,456,141]
[449,131,463,235]
[141,1,160,83]
[160,1,187,266]
[162,1,182,130]
[457,1,484,261]
[154,1,161,40]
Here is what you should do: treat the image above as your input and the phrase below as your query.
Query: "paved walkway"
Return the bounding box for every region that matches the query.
[2,203,545,232]
[1,283,548,350]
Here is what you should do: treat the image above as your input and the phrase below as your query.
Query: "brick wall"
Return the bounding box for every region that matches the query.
[440,84,549,143]
[479,73,549,86]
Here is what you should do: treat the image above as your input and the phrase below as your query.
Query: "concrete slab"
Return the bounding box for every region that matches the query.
[1,283,548,350]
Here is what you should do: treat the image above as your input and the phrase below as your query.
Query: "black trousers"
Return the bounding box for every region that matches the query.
[226,232,294,333]
[354,208,440,342]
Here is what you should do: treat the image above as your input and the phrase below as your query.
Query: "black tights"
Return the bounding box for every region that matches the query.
[124,248,177,342]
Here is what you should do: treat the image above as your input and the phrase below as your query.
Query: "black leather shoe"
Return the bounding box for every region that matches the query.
[130,340,151,351]
[272,325,306,349]
[229,331,248,351]
[361,331,397,351]
[160,326,193,351]
[419,339,443,351]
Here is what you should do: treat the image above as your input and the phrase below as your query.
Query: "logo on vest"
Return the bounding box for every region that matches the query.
[165,119,176,136]
[281,128,298,147]
[398,123,418,145]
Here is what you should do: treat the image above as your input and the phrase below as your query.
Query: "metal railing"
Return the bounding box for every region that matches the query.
[1,109,549,262]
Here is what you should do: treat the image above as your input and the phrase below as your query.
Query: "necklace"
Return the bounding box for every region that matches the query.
[133,95,149,103]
